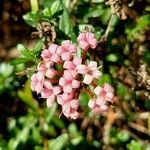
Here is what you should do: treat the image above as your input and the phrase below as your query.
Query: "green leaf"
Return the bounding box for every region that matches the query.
[51,116,65,129]
[23,11,41,28]
[0,63,13,77]
[33,39,43,53]
[44,104,57,123]
[17,44,33,59]
[48,133,69,150]
[51,0,61,16]
[8,138,19,150]
[59,5,70,35]
[43,7,51,17]
[144,49,150,65]
[106,53,118,62]
[116,130,130,142]
[127,140,143,150]
[79,92,90,106]
[68,123,79,137]
[18,80,39,110]
[144,100,150,110]
[11,58,29,65]
[98,74,112,85]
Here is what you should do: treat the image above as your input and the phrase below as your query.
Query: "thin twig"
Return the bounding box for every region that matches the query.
[103,14,115,39]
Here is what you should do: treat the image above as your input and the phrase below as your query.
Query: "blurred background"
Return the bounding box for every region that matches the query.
[0,0,150,149]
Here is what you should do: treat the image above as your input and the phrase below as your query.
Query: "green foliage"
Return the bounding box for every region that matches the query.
[127,140,143,150]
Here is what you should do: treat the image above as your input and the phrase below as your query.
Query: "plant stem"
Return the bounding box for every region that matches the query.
[30,0,39,12]
[103,14,115,39]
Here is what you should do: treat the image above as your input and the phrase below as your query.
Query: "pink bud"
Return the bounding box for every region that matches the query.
[77,32,97,50]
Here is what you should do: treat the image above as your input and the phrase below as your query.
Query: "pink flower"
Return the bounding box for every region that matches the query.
[38,64,57,78]
[59,70,80,93]
[57,40,77,61]
[94,84,114,103]
[63,57,82,75]
[41,80,61,107]
[77,61,101,84]
[31,71,44,93]
[41,44,60,64]
[77,32,97,50]
[57,93,79,119]
[88,98,108,114]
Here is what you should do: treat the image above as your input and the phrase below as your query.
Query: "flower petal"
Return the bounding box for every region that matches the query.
[94,86,102,96]
[83,74,93,85]
[72,80,80,88]
[46,95,55,107]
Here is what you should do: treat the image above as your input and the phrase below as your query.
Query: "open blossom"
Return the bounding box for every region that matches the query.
[41,80,61,107]
[94,84,114,103]
[63,57,82,75]
[77,32,97,50]
[88,98,108,114]
[59,70,80,93]
[88,84,114,114]
[57,93,79,119]
[41,44,60,64]
[38,64,57,79]
[57,40,77,61]
[77,61,102,84]
[31,71,44,93]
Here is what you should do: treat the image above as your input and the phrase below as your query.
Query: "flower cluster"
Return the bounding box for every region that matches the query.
[31,31,114,119]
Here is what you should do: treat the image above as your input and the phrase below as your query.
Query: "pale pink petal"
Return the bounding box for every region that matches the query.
[69,44,76,53]
[41,89,51,98]
[77,33,86,41]
[70,100,79,109]
[31,73,36,81]
[62,104,70,118]
[70,111,79,119]
[57,94,63,105]
[71,80,80,88]
[63,61,74,70]
[35,82,43,93]
[46,95,55,107]
[62,93,70,100]
[63,70,74,80]
[45,69,55,78]
[88,99,95,108]
[83,74,93,85]
[88,61,97,69]
[76,64,87,74]
[36,71,44,81]
[89,39,97,49]
[95,97,105,106]
[57,46,63,54]
[63,84,72,93]
[62,40,71,48]
[103,84,114,92]
[93,70,102,79]
[50,54,60,63]
[45,61,54,68]
[73,57,82,66]
[37,64,46,72]
[41,49,51,59]
[100,104,108,112]
[61,52,72,61]
[79,40,89,50]
[48,44,58,54]
[59,77,66,86]
[94,86,102,96]
[43,80,52,89]
[86,32,94,39]
[53,86,61,95]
